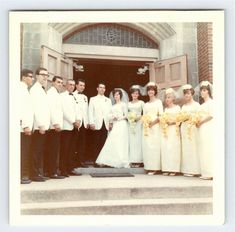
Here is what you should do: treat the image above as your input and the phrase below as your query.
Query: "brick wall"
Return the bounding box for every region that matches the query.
[197,23,213,83]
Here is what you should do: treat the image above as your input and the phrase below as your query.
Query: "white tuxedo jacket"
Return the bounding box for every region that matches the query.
[74,90,89,129]
[61,91,77,131]
[30,81,50,131]
[47,86,63,129]
[88,95,112,130]
[20,82,34,132]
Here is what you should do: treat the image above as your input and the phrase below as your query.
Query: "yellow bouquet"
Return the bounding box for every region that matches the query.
[141,114,152,136]
[159,112,171,138]
[187,112,201,140]
[160,112,182,138]
[127,111,138,134]
[175,111,190,137]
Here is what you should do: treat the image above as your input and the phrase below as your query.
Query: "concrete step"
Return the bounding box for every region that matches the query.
[21,197,213,215]
[21,185,212,203]
[73,167,146,174]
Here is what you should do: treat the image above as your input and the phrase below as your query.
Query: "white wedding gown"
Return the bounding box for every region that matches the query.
[96,102,130,168]
[198,98,213,178]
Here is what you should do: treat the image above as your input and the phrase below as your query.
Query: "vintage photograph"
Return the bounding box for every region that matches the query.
[9,10,224,225]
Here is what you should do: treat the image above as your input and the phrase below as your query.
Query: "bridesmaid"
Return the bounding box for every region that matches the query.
[128,85,145,168]
[142,82,163,175]
[180,84,200,177]
[196,81,213,180]
[161,88,181,176]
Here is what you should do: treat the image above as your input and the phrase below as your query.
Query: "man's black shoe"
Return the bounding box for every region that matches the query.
[42,176,50,180]
[61,172,70,177]
[50,174,66,179]
[69,172,82,176]
[21,177,32,184]
[32,176,45,182]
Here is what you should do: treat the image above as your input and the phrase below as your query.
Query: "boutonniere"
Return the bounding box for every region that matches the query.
[84,97,87,102]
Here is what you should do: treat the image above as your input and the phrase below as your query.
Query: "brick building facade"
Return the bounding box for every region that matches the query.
[197,23,213,83]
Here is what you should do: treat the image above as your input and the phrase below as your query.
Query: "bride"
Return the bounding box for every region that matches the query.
[95,88,130,168]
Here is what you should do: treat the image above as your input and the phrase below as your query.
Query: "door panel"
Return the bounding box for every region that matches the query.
[149,55,188,89]
[41,45,73,89]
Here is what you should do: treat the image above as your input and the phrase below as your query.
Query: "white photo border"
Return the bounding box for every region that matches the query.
[9,10,225,226]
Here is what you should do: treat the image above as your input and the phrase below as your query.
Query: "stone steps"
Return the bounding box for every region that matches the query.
[21,174,213,215]
[21,185,212,204]
[21,197,213,215]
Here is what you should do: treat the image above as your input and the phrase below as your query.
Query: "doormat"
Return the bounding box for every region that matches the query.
[90,173,134,178]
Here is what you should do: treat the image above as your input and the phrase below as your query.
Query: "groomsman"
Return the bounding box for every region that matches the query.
[30,67,50,182]
[45,76,65,179]
[20,69,34,184]
[74,79,89,166]
[88,83,112,163]
[60,79,81,177]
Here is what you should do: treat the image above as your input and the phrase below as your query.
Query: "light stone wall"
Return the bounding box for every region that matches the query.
[22,23,198,87]
[22,23,62,73]
[160,23,199,87]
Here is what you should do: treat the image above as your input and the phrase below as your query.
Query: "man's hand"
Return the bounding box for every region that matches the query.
[23,127,31,136]
[89,124,96,130]
[53,124,61,132]
[109,123,113,131]
[38,126,46,135]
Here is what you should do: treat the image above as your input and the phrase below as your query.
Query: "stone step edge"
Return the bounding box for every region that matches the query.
[22,197,213,210]
[21,185,212,192]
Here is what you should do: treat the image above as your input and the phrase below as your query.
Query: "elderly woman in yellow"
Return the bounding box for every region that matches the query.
[142,82,163,175]
[196,81,213,180]
[160,88,181,176]
[180,84,201,177]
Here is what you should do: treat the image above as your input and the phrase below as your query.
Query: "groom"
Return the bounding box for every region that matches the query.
[88,83,112,164]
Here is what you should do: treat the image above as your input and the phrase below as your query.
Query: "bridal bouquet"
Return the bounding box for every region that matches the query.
[127,111,137,134]
[141,114,152,136]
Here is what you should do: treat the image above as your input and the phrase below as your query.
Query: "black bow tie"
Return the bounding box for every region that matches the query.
[69,93,73,96]
[77,92,82,94]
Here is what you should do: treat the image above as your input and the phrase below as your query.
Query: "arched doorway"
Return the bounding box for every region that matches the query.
[62,23,159,165]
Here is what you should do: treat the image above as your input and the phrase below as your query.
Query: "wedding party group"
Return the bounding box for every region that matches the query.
[20,66,213,184]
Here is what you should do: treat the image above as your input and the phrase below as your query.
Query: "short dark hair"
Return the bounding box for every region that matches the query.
[52,76,63,82]
[76,79,85,85]
[183,88,195,96]
[97,82,106,88]
[35,67,47,75]
[147,85,158,95]
[21,69,33,80]
[112,88,123,99]
[66,79,75,84]
[130,87,140,95]
[200,85,212,99]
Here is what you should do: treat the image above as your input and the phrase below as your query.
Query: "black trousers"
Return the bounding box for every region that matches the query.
[44,130,61,176]
[60,130,73,174]
[76,126,88,164]
[21,132,32,178]
[92,123,108,162]
[31,130,47,177]
[70,128,79,168]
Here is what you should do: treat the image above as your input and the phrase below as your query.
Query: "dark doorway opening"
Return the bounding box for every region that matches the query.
[72,58,150,165]
[73,58,150,99]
